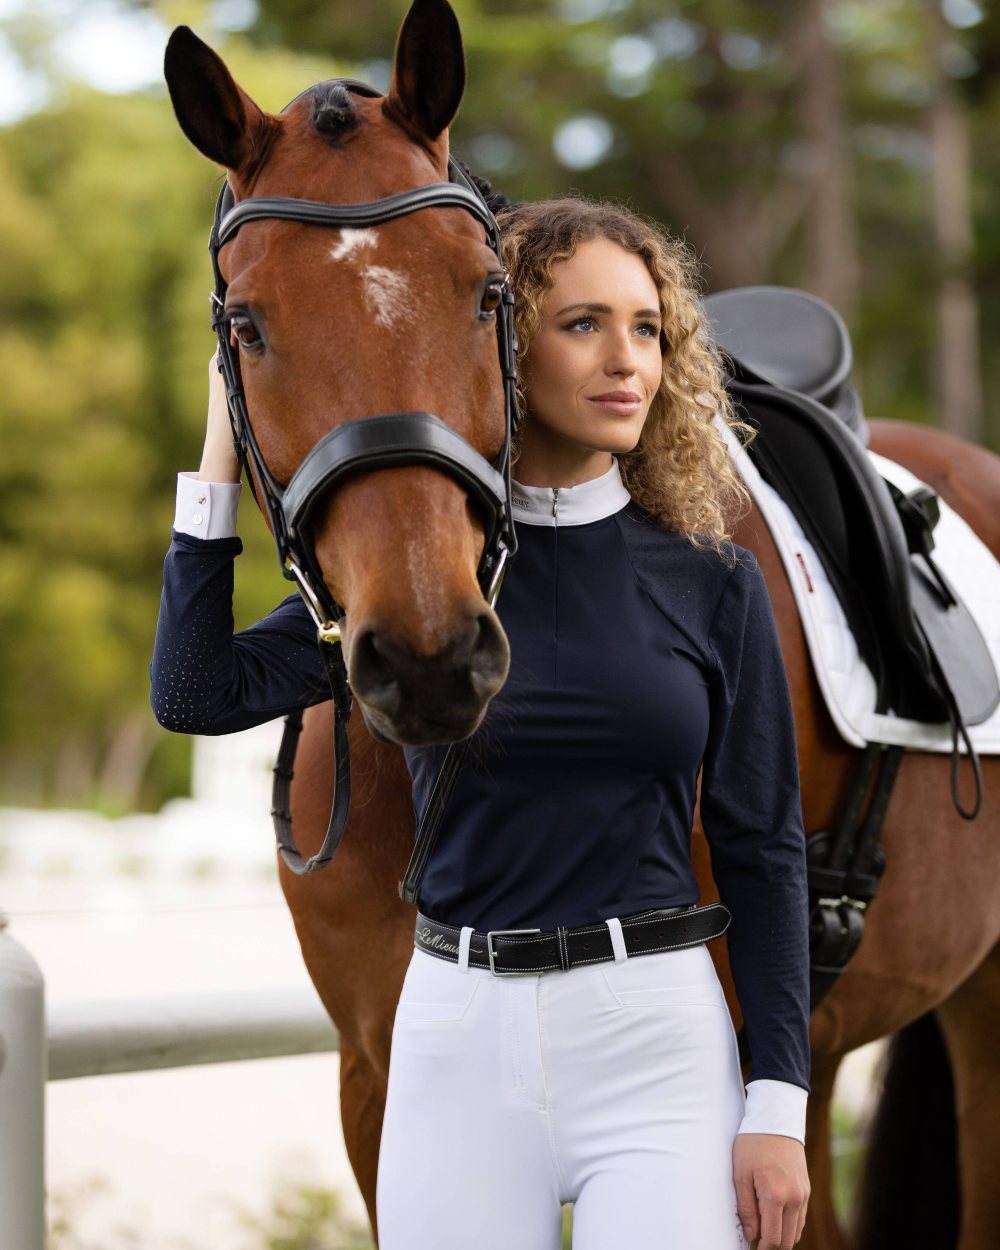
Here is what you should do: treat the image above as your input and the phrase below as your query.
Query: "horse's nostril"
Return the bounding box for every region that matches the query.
[351,627,403,716]
[469,611,509,700]
[349,606,508,734]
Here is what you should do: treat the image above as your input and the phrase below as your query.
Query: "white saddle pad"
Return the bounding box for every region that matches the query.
[719,421,1000,754]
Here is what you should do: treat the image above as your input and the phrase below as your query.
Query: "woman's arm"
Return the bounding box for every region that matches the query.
[701,549,812,1248]
[700,550,812,1124]
[149,355,329,735]
[150,535,328,735]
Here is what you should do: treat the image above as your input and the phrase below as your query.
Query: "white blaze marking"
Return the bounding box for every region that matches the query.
[362,265,413,329]
[329,228,378,261]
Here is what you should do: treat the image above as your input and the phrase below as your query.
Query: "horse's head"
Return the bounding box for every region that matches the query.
[164,0,513,747]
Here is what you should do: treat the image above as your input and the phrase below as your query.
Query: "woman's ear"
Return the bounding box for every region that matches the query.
[383,0,465,146]
[164,25,272,173]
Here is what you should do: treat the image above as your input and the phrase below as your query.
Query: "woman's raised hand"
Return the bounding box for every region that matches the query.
[198,351,242,484]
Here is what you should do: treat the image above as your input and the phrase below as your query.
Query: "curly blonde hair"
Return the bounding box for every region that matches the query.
[495,196,754,556]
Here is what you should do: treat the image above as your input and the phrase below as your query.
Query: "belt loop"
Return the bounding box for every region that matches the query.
[556,925,570,971]
[606,917,628,963]
[457,925,474,973]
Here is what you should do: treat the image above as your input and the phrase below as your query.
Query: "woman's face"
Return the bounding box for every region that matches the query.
[520,237,663,471]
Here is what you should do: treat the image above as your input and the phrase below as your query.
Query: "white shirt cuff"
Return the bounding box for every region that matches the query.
[174,472,241,540]
[737,1079,808,1143]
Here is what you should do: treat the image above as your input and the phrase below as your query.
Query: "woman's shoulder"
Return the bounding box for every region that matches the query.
[614,499,757,646]
[617,499,756,581]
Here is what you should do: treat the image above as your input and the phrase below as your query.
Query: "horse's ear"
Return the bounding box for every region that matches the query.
[164,26,272,172]
[384,0,465,146]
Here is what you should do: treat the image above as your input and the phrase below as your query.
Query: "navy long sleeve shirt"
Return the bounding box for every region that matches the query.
[152,459,811,1116]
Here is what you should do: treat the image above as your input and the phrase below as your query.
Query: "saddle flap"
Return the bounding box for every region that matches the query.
[909,557,1000,727]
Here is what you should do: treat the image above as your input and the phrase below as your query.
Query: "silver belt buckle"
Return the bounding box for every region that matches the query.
[485,928,542,976]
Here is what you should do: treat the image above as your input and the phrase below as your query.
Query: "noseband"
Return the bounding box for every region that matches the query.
[208,79,520,878]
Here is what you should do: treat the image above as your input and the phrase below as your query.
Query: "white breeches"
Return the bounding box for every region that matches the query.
[376,935,749,1249]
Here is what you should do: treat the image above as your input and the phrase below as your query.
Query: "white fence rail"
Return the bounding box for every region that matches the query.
[48,986,338,1079]
[0,913,339,1250]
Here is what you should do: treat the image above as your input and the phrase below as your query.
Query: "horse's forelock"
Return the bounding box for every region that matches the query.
[311,81,359,141]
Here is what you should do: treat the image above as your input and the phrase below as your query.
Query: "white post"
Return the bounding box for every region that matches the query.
[0,910,46,1250]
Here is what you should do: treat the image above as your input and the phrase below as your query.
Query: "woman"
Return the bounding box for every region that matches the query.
[152,195,810,1250]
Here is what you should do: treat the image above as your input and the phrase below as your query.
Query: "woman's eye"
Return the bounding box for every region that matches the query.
[480,279,505,318]
[636,322,660,337]
[568,318,595,331]
[229,315,261,349]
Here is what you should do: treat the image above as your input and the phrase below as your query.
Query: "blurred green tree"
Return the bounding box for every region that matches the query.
[0,0,996,811]
[0,38,341,810]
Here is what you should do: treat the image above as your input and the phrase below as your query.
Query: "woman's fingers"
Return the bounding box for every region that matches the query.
[734,1161,760,1244]
[794,1196,808,1244]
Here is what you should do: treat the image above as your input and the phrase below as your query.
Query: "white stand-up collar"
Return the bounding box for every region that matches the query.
[510,457,632,527]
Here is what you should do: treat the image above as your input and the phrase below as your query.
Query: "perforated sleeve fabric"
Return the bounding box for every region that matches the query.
[149,531,329,735]
[700,550,811,1093]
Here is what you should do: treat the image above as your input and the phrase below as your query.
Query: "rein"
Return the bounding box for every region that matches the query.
[208,80,520,882]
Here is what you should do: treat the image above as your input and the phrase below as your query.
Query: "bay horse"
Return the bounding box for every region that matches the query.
[164,4,1000,1247]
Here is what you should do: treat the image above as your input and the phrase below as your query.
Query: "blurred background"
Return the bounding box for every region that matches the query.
[1,0,997,1245]
[3,0,1000,814]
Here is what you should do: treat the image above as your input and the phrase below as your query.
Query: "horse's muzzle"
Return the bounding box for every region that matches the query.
[347,607,509,745]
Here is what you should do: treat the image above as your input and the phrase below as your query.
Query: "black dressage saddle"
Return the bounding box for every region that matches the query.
[704,285,998,737]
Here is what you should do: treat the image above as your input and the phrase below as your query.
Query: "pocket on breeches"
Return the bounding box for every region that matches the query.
[598,943,729,1010]
[393,948,482,1024]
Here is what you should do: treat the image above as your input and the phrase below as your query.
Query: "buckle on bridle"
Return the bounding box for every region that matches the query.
[285,556,343,644]
[486,928,542,976]
[485,544,511,609]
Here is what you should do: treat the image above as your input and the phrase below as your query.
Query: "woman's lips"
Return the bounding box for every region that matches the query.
[587,396,643,415]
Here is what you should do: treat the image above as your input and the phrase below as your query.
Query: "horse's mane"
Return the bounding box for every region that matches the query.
[451,157,519,216]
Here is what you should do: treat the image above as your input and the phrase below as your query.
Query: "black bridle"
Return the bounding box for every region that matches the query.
[208,79,520,879]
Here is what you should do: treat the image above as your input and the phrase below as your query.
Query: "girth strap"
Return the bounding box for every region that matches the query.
[806,742,904,1011]
[736,740,904,1069]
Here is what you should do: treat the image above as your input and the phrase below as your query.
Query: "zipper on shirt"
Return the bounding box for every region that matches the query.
[551,487,560,682]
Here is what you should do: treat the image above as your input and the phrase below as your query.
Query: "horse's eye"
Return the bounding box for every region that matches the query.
[229,314,262,350]
[479,278,506,319]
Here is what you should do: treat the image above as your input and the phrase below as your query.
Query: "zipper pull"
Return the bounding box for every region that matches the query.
[552,487,559,520]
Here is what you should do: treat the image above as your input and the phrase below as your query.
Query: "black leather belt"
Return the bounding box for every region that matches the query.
[414,903,731,976]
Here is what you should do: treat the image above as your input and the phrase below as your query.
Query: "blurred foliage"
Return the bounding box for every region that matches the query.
[0,25,335,810]
[830,1099,868,1226]
[45,1175,372,1250]
[234,1180,372,1250]
[1,0,999,808]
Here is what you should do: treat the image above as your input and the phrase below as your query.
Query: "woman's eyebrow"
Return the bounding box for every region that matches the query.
[555,301,661,319]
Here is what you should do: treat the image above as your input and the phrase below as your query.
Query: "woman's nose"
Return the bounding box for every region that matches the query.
[605,331,638,375]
